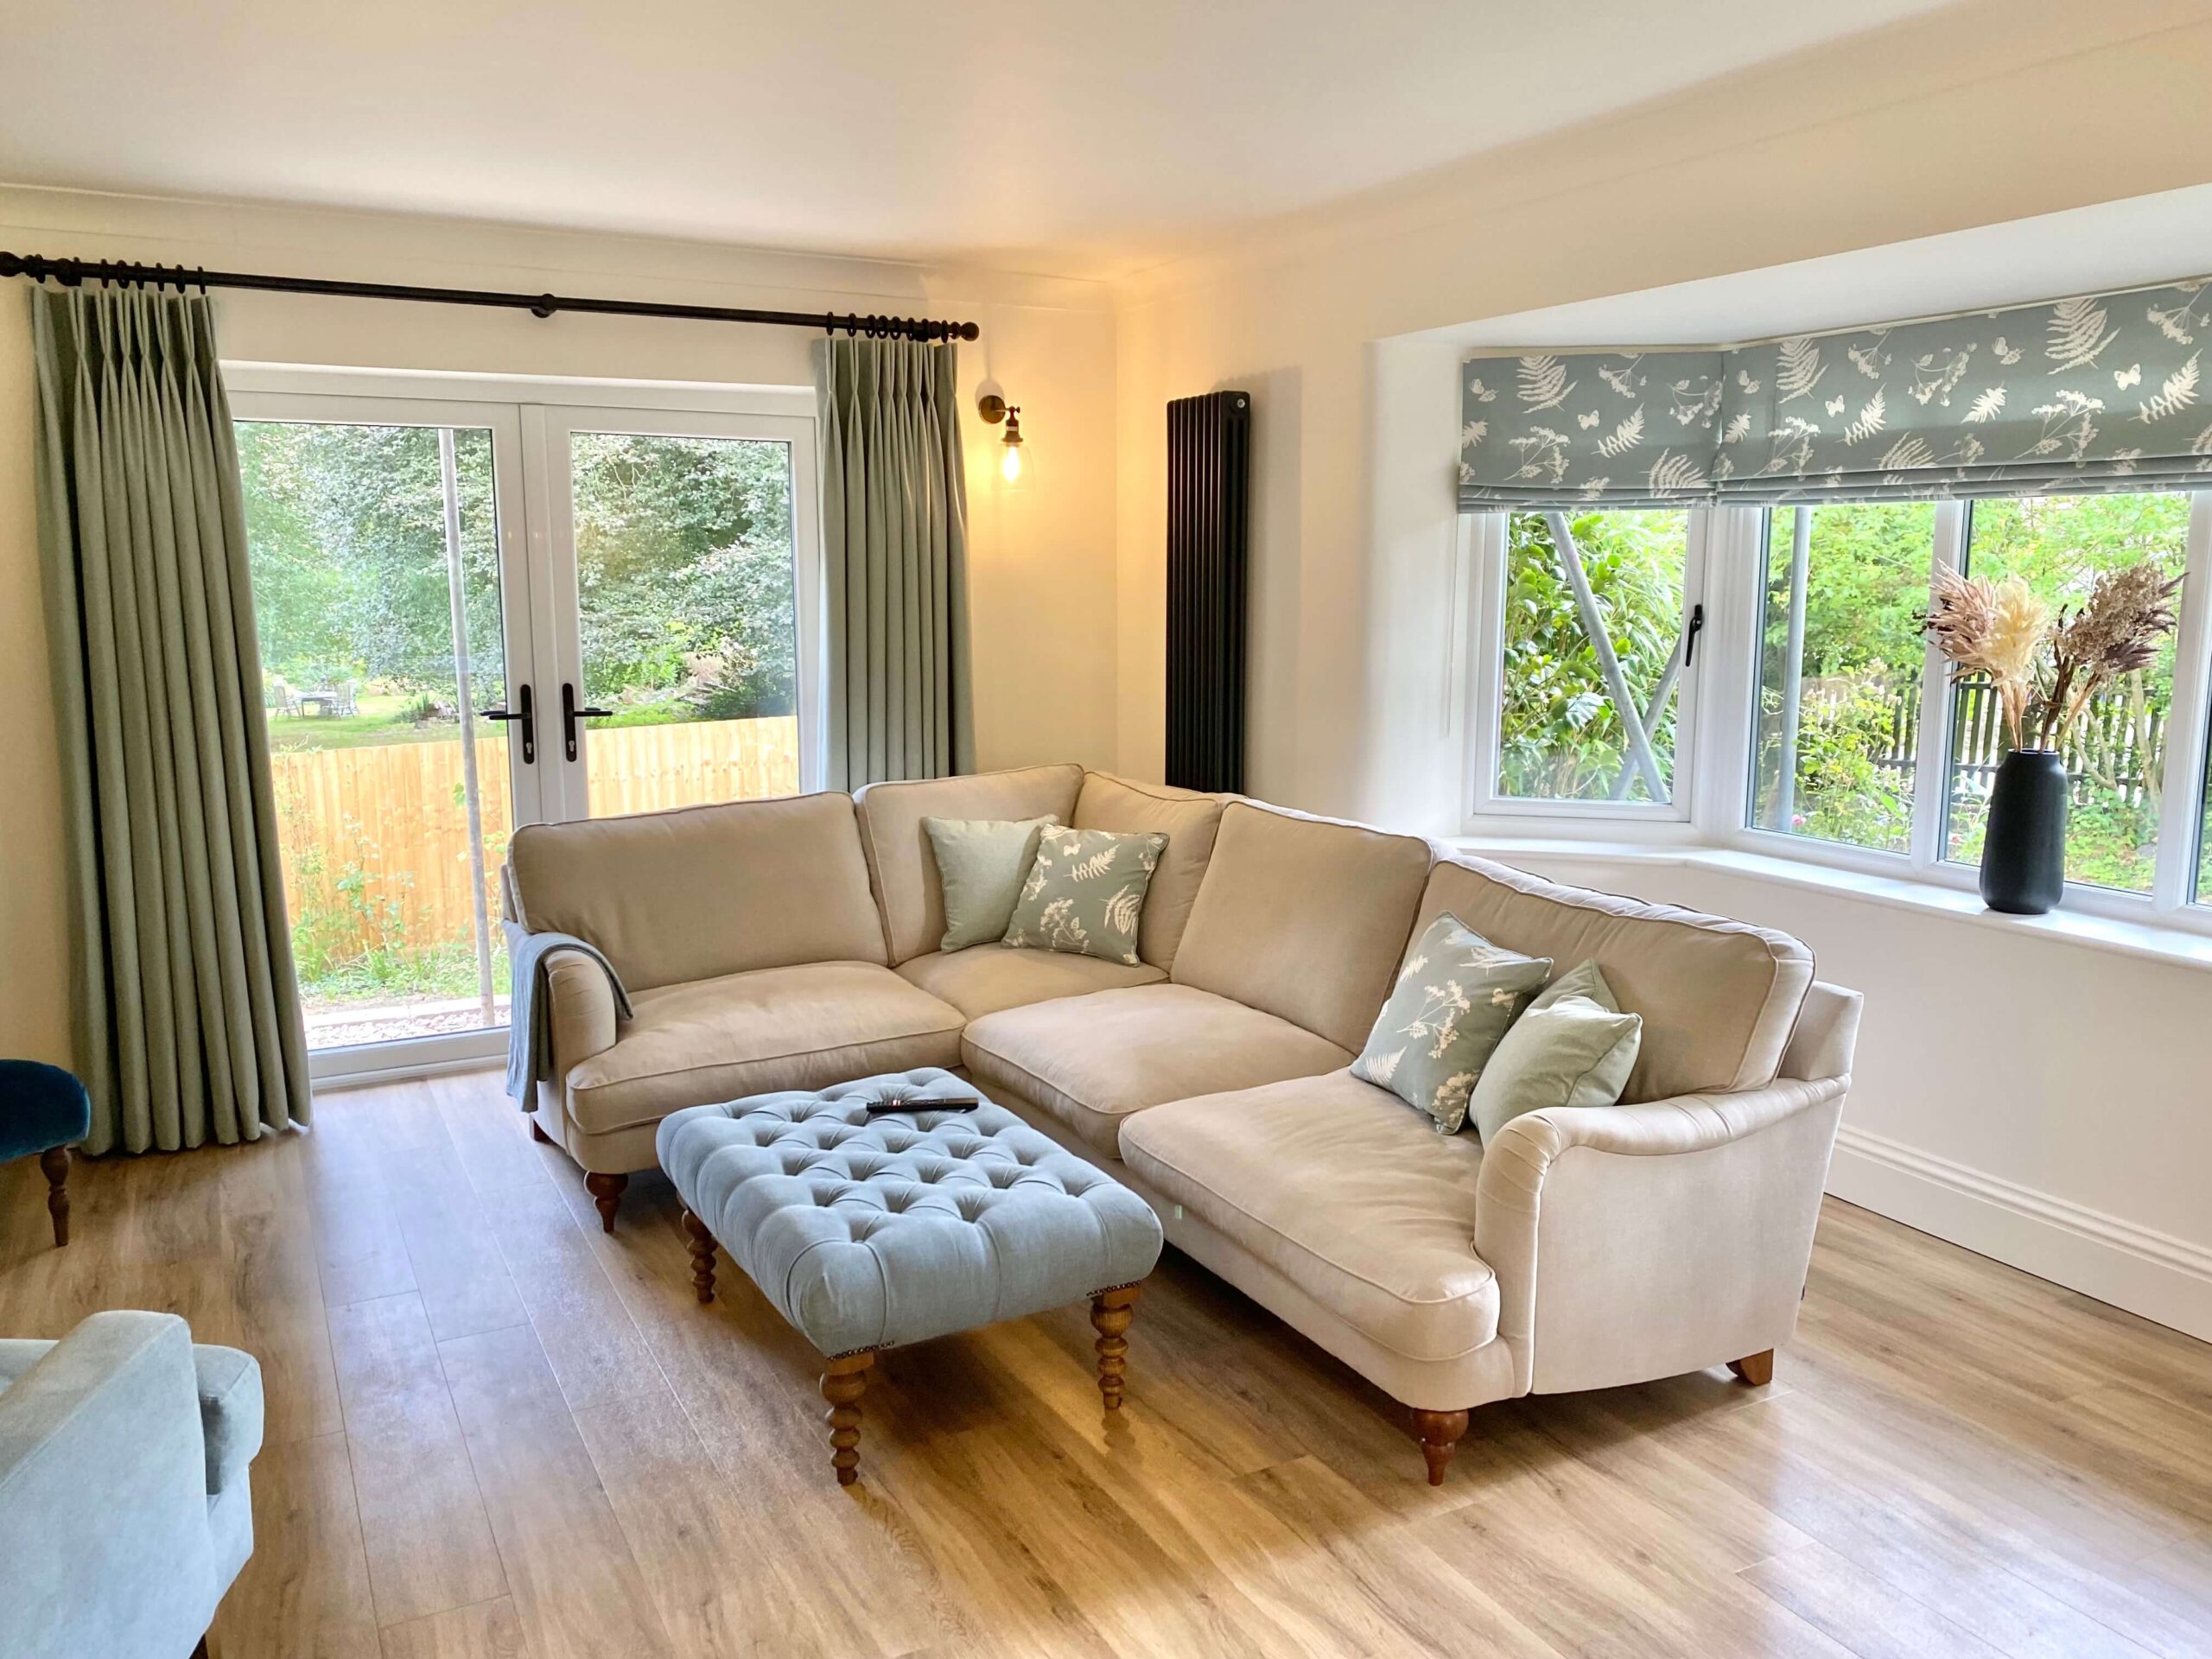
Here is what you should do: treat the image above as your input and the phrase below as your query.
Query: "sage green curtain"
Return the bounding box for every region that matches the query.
[30,284,310,1154]
[814,335,974,788]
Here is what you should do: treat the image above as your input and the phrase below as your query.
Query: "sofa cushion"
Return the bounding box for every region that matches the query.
[855,766,1085,963]
[564,962,964,1135]
[961,982,1352,1159]
[1001,825,1166,965]
[925,815,1058,950]
[1119,1070,1498,1363]
[507,791,885,993]
[1351,914,1551,1135]
[1419,855,1813,1100]
[895,946,1165,1020]
[1072,773,1226,972]
[1170,801,1433,1052]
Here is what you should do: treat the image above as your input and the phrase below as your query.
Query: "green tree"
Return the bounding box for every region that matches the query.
[1499,510,1685,801]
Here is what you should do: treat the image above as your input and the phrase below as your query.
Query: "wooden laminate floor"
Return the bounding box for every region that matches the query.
[3,1071,2210,1659]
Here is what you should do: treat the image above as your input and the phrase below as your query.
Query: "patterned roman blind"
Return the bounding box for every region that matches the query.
[1459,277,2212,510]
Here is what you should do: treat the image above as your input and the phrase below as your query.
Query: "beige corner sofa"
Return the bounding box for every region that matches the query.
[503,763,1859,1481]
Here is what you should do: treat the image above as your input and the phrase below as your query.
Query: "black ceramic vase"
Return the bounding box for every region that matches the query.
[1980,749,2068,915]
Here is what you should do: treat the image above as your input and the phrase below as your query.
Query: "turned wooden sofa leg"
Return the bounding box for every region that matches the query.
[1090,1284,1142,1411]
[1411,1408,1470,1486]
[529,1117,552,1144]
[40,1147,71,1248]
[821,1351,874,1486]
[584,1172,627,1234]
[1728,1349,1776,1387]
[682,1208,717,1303]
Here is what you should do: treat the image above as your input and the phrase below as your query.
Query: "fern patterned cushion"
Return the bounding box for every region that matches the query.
[1351,913,1551,1135]
[1002,825,1168,966]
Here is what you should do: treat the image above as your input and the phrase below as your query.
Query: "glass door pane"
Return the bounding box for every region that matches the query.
[236,417,522,1050]
[561,425,804,816]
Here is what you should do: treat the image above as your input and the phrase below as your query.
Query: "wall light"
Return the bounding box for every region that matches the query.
[978,392,1025,485]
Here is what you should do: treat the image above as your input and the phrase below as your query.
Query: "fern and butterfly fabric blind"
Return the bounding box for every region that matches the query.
[1459,277,2212,510]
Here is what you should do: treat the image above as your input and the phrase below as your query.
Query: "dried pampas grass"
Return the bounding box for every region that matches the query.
[1924,568,2051,749]
[2044,562,2183,745]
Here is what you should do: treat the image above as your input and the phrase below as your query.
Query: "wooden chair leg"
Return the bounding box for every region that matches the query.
[40,1147,70,1248]
[193,1636,211,1659]
[528,1117,552,1144]
[1727,1349,1775,1387]
[682,1208,717,1303]
[821,1351,874,1487]
[1411,1408,1470,1486]
[1089,1284,1142,1412]
[583,1172,627,1234]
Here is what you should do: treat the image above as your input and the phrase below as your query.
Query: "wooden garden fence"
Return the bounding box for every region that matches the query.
[269,715,799,960]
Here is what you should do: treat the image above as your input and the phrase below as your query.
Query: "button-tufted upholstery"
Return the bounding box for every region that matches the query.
[657,1068,1162,1357]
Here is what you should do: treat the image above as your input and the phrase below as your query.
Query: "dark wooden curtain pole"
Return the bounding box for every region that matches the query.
[0,249,980,343]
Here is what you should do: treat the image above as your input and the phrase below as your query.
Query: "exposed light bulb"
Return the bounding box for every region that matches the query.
[1001,443,1024,484]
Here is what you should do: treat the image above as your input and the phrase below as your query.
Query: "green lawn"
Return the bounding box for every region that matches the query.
[267,692,450,753]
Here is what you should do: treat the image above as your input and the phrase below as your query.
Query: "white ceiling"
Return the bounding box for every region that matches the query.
[0,0,1961,280]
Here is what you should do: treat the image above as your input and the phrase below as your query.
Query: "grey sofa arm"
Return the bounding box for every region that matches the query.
[0,1311,242,1657]
[1475,1065,1850,1398]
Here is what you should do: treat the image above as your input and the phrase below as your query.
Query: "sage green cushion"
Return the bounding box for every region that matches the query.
[1351,913,1551,1134]
[925,815,1059,950]
[1002,826,1167,966]
[1466,959,1643,1145]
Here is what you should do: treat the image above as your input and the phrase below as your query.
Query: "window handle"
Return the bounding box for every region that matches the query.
[482,683,535,764]
[1681,603,1707,669]
[562,681,612,762]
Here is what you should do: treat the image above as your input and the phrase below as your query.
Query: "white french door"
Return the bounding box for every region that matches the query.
[227,370,821,1082]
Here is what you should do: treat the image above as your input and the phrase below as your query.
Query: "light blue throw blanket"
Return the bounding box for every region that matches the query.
[505,921,632,1104]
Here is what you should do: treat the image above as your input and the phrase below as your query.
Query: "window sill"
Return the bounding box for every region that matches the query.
[1445,836,2212,976]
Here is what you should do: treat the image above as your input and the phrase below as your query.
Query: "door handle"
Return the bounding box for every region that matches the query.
[562,682,612,762]
[482,683,535,764]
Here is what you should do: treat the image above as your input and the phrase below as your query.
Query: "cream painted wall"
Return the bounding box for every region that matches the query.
[0,186,1118,1064]
[1112,0,2212,815]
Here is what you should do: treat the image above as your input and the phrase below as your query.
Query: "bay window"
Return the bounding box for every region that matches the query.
[1456,277,2212,930]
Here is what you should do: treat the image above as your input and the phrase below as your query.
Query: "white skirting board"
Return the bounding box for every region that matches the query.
[1827,1125,2212,1344]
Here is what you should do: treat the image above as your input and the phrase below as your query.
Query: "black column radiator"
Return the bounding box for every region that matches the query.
[1165,390,1251,791]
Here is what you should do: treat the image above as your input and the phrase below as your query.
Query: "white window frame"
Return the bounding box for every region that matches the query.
[1459,493,2212,938]
[1464,505,1713,825]
[226,364,827,1082]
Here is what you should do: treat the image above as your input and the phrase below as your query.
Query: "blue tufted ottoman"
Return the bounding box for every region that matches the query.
[655,1067,1163,1485]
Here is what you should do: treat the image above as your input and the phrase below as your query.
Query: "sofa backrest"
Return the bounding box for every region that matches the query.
[853,764,1085,963]
[506,791,887,992]
[1073,772,1226,973]
[1172,800,1433,1052]
[1417,853,1814,1101]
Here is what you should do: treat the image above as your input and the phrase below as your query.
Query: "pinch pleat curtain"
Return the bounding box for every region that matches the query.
[814,336,975,789]
[1459,275,2212,509]
[30,284,310,1154]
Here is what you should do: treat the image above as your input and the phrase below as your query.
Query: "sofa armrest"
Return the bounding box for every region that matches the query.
[1474,1073,1848,1397]
[544,944,621,1077]
[0,1312,223,1655]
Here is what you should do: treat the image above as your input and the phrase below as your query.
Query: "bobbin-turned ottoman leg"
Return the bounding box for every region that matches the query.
[821,1351,875,1486]
[1089,1284,1143,1411]
[681,1208,717,1303]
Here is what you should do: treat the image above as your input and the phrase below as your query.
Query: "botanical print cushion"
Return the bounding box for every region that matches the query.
[925,815,1059,950]
[1001,826,1168,966]
[1466,959,1643,1145]
[1351,914,1551,1134]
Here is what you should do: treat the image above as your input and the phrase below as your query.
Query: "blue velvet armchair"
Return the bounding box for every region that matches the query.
[0,1311,263,1657]
[1,1059,91,1247]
